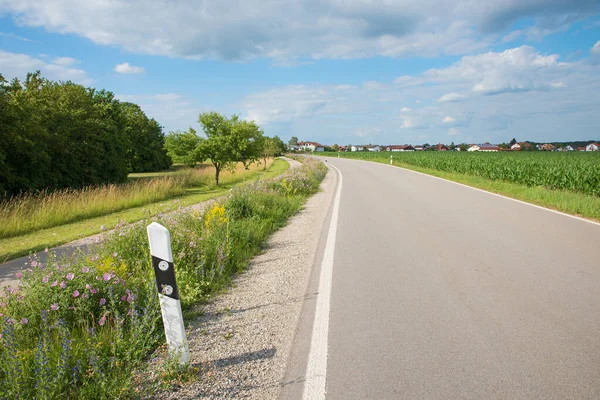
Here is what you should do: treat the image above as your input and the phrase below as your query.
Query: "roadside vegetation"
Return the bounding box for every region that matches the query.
[0,159,286,261]
[0,158,328,399]
[319,151,600,220]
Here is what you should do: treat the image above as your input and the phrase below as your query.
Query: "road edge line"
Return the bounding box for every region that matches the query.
[302,163,343,400]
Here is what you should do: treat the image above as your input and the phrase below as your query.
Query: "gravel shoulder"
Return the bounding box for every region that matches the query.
[154,162,336,399]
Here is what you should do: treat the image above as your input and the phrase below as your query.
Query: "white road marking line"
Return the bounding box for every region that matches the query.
[303,163,343,400]
[341,157,600,228]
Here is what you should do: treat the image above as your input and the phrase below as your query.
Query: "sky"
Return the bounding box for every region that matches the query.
[0,0,599,146]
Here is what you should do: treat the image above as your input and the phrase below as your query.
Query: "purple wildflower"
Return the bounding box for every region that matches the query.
[20,318,28,325]
[50,303,59,311]
[120,295,127,302]
[31,261,37,267]
[51,280,58,287]
[73,290,80,298]
[99,298,106,306]
[42,276,49,283]
[82,267,90,273]
[66,273,75,281]
[103,273,111,281]
[44,248,48,253]
[60,281,67,289]
[90,288,98,294]
[16,272,22,279]
[98,315,106,326]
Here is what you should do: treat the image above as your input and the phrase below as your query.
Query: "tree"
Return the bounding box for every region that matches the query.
[459,143,468,152]
[195,112,264,185]
[509,138,517,146]
[332,144,340,152]
[449,142,455,150]
[164,128,201,167]
[120,102,171,172]
[288,136,299,146]
[260,136,283,170]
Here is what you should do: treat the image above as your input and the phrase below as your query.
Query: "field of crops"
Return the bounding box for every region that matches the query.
[320,151,600,196]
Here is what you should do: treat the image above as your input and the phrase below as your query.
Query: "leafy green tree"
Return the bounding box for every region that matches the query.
[260,136,279,170]
[120,102,171,172]
[459,143,469,151]
[449,142,455,150]
[164,128,201,167]
[332,144,339,152]
[195,112,264,185]
[288,136,298,146]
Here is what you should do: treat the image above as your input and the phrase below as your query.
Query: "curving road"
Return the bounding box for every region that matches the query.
[288,157,600,399]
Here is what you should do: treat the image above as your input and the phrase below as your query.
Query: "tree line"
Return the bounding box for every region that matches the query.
[165,112,285,185]
[0,72,171,197]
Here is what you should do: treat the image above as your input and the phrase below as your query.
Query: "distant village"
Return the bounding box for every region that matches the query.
[288,140,600,153]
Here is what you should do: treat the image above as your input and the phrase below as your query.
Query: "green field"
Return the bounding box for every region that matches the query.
[318,151,600,220]
[0,158,288,261]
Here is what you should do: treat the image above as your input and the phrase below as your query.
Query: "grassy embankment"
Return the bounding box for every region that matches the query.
[0,159,288,261]
[0,158,327,399]
[317,151,600,221]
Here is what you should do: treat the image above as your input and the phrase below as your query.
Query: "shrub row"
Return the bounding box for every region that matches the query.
[0,72,171,197]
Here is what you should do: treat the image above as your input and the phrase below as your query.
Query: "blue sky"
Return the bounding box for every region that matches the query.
[1,1,599,146]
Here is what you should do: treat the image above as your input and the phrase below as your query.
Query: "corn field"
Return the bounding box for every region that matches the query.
[323,151,600,196]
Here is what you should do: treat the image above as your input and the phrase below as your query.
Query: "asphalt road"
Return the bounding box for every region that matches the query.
[295,157,600,399]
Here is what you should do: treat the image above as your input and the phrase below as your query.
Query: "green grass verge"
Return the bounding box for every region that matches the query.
[0,159,289,261]
[317,154,600,222]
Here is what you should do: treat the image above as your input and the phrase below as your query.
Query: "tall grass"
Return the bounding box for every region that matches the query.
[0,160,275,239]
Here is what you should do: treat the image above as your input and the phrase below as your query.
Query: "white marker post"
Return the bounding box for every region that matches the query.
[147,222,190,365]
[390,155,393,165]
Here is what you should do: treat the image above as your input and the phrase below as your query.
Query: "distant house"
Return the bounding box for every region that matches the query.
[469,144,500,152]
[577,146,586,152]
[287,145,299,151]
[365,145,381,152]
[338,146,346,152]
[298,141,325,152]
[435,144,448,151]
[414,145,424,151]
[510,143,521,150]
[540,143,555,151]
[556,145,574,152]
[586,143,599,151]
[386,145,414,152]
[350,145,364,152]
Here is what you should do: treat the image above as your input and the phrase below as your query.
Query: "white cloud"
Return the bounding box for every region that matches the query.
[114,62,145,74]
[442,116,456,123]
[426,46,564,95]
[237,44,600,145]
[438,92,466,102]
[448,127,460,136]
[0,0,594,61]
[0,50,91,84]
[400,107,412,112]
[53,56,79,66]
[592,41,600,55]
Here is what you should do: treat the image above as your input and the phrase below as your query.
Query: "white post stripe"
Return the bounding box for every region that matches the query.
[147,222,190,365]
[303,164,343,400]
